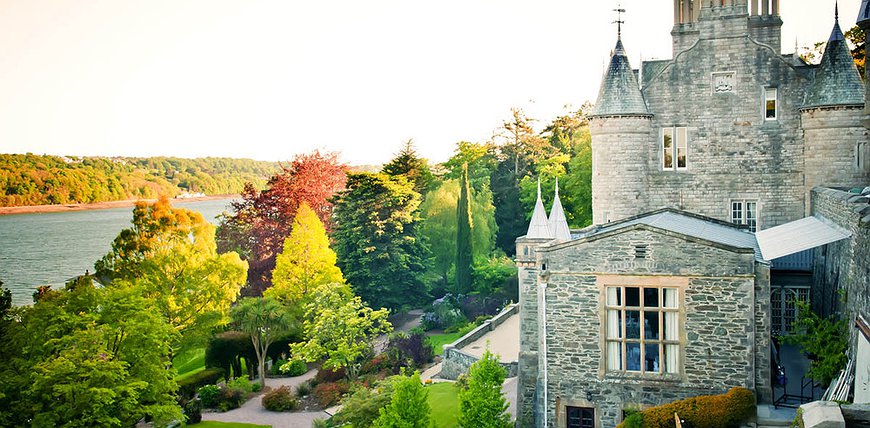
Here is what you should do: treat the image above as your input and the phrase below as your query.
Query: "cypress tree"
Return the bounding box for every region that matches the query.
[456,163,474,295]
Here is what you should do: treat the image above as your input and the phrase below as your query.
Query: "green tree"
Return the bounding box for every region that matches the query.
[331,173,430,311]
[266,202,345,305]
[373,371,431,428]
[455,164,474,295]
[442,141,497,189]
[290,285,392,380]
[97,197,248,350]
[382,139,436,197]
[458,347,512,428]
[232,297,295,389]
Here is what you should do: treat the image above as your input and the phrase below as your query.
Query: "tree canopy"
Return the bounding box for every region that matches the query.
[373,371,431,428]
[231,296,295,388]
[458,347,512,428]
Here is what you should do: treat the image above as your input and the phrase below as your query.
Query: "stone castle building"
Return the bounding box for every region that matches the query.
[516,1,870,427]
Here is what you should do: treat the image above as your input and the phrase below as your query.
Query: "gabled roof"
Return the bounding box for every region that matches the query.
[803,9,865,109]
[526,179,553,239]
[563,209,762,261]
[548,179,571,242]
[591,38,650,117]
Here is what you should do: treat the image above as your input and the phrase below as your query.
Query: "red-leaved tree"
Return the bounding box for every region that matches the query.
[217,151,347,294]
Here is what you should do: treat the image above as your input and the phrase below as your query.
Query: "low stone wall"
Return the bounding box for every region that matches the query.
[439,304,519,380]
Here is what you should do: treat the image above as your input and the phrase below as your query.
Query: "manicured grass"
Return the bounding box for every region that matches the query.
[173,347,206,378]
[426,332,464,355]
[188,422,271,428]
[427,382,460,428]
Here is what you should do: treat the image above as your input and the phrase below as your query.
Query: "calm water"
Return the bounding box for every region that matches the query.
[0,198,235,306]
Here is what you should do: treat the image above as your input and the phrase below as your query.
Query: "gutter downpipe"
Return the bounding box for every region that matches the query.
[540,282,548,428]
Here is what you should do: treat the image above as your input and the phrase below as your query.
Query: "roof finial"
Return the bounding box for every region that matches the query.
[555,177,560,197]
[835,0,839,22]
[537,177,542,199]
[613,3,626,39]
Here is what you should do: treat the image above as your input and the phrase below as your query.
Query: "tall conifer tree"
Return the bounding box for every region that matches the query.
[456,163,473,295]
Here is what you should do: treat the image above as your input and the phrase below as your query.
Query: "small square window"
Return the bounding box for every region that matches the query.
[765,87,777,120]
[730,199,759,232]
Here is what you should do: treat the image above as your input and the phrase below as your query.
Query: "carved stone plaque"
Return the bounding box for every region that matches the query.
[712,72,735,93]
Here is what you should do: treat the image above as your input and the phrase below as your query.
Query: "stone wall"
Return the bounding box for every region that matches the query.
[811,187,870,360]
[439,304,519,381]
[534,228,763,428]
[590,116,652,226]
[517,236,549,428]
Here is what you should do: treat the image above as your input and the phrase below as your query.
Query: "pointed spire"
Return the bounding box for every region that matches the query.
[591,26,649,117]
[804,6,864,108]
[548,178,571,242]
[526,178,553,239]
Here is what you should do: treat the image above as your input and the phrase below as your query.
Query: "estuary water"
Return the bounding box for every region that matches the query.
[0,198,235,306]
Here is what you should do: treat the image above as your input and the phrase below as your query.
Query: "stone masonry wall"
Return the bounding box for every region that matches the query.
[590,116,652,225]
[517,237,549,428]
[535,228,762,428]
[811,187,870,360]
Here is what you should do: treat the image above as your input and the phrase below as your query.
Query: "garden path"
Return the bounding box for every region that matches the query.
[201,369,327,428]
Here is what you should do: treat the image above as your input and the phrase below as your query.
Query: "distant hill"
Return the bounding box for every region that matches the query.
[0,154,281,207]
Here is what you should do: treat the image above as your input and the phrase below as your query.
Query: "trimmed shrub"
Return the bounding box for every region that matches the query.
[205,331,256,379]
[178,367,224,399]
[226,376,256,394]
[197,385,221,408]
[313,380,352,408]
[280,359,308,377]
[182,398,202,424]
[262,386,298,412]
[217,387,245,412]
[618,387,755,428]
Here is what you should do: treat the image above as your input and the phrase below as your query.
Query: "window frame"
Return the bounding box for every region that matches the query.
[730,199,759,232]
[764,87,778,121]
[661,126,688,171]
[603,285,681,376]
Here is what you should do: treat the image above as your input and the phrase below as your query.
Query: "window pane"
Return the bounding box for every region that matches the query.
[663,128,674,169]
[665,344,679,374]
[664,311,678,340]
[644,311,660,339]
[626,310,640,339]
[626,343,641,371]
[731,201,743,225]
[643,288,659,307]
[645,344,660,372]
[607,341,621,370]
[663,288,678,308]
[746,201,757,232]
[765,88,777,119]
[606,287,621,306]
[607,310,622,339]
[676,127,687,169]
[626,287,640,307]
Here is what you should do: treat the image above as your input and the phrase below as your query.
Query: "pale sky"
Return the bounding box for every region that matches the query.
[0,0,860,166]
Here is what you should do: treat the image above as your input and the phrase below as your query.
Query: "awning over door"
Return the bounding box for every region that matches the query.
[756,216,851,261]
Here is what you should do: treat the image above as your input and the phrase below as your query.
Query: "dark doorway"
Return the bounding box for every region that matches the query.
[567,406,594,428]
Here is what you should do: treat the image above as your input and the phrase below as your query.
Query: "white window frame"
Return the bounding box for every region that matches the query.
[730,199,759,232]
[604,285,681,375]
[764,87,778,121]
[662,126,688,171]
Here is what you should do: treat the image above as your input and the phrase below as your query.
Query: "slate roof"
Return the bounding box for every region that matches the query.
[591,39,650,117]
[571,209,763,261]
[641,60,670,88]
[803,14,865,109]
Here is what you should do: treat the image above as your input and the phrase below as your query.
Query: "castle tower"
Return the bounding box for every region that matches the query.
[748,0,783,51]
[672,1,781,57]
[801,5,869,213]
[857,0,870,129]
[590,31,652,225]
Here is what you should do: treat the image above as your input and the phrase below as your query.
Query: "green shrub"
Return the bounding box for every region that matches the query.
[182,398,202,424]
[262,385,298,412]
[315,367,346,384]
[226,376,255,394]
[296,380,314,398]
[313,380,352,408]
[618,387,755,428]
[217,387,245,412]
[272,359,288,375]
[331,377,397,427]
[280,359,308,377]
[197,385,221,408]
[622,411,642,428]
[178,367,224,399]
[783,301,849,385]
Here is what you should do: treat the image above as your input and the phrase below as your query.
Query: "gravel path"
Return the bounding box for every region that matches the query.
[201,369,328,428]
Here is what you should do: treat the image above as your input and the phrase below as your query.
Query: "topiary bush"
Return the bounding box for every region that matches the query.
[617,387,755,428]
[197,384,221,408]
[178,367,224,399]
[262,385,298,412]
[280,359,308,377]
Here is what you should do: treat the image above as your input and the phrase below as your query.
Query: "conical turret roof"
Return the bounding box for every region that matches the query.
[804,7,864,109]
[526,179,553,239]
[592,38,649,117]
[548,179,571,242]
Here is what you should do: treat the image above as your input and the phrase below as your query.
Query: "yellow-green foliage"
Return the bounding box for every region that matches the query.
[617,387,755,428]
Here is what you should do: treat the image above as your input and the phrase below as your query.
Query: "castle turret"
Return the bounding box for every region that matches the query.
[590,34,652,225]
[801,6,869,214]
[857,0,870,129]
[547,178,571,242]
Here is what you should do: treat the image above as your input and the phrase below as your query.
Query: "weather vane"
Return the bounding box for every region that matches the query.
[614,3,626,38]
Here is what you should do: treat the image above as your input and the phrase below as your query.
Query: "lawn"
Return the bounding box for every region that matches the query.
[426,332,464,356]
[427,382,460,428]
[190,422,270,428]
[173,347,206,379]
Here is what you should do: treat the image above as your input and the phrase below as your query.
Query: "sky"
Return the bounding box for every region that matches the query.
[0,0,860,166]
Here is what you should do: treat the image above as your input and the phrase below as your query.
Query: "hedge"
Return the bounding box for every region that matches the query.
[178,367,224,399]
[618,387,755,428]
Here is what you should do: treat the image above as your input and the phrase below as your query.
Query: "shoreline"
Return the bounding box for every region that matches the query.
[0,195,238,216]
